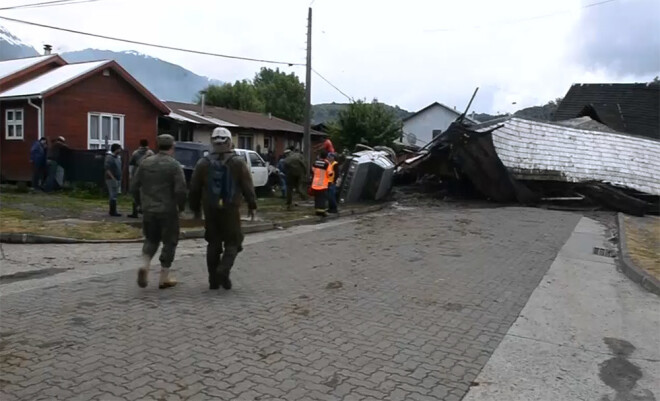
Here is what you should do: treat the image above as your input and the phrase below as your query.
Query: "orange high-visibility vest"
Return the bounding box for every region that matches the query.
[311,159,330,190]
[328,161,338,183]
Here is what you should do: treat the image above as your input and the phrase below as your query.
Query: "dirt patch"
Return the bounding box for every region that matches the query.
[623,215,660,282]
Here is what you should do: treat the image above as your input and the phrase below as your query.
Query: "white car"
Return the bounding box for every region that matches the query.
[233,149,269,188]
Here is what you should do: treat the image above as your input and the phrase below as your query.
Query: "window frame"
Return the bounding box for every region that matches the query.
[5,108,24,140]
[87,112,125,150]
[238,135,253,150]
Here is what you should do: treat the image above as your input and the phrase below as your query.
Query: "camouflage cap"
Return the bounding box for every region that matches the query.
[157,134,175,148]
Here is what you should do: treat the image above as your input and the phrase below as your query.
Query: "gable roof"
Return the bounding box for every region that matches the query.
[0,59,169,114]
[164,101,326,137]
[0,54,66,85]
[553,83,660,140]
[403,102,479,124]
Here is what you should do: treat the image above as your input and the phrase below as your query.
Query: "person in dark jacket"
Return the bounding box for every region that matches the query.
[45,136,69,192]
[127,139,154,218]
[30,137,48,190]
[282,147,308,210]
[189,127,257,290]
[130,134,187,289]
[105,143,123,217]
[276,152,288,198]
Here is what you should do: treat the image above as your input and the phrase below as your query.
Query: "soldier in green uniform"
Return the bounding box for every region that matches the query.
[283,146,308,210]
[189,127,257,290]
[130,134,187,289]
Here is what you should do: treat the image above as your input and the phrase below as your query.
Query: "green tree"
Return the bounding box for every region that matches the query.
[200,80,264,112]
[253,68,305,123]
[329,99,402,151]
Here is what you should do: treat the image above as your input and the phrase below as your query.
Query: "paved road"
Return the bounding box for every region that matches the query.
[0,206,580,400]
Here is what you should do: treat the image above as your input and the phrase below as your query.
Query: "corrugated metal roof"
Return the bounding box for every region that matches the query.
[165,101,326,137]
[0,55,58,81]
[0,60,110,98]
[476,117,660,196]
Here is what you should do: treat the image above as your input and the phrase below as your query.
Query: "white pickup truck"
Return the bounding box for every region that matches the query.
[174,142,270,188]
[233,148,269,188]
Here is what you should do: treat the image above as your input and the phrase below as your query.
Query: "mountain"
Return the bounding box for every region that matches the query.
[0,25,39,60]
[62,49,222,102]
[312,102,413,124]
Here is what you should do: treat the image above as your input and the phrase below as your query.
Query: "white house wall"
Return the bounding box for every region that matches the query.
[403,104,462,147]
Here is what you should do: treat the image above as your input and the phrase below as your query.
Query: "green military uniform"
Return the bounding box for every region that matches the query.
[128,146,154,217]
[283,150,308,207]
[130,137,187,271]
[189,151,257,289]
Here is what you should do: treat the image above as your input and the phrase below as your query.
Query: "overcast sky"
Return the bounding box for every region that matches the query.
[2,0,658,114]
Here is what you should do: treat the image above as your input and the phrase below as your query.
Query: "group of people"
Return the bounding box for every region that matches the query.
[130,128,256,291]
[29,136,69,192]
[276,137,340,216]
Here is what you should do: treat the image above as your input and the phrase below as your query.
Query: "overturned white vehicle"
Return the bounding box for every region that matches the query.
[337,146,396,204]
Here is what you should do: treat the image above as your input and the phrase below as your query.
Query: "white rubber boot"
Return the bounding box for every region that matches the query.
[158,267,177,289]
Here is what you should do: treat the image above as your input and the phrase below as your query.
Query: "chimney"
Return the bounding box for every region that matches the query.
[43,44,52,55]
[200,92,206,115]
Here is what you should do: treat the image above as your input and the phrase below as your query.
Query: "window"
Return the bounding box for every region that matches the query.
[263,136,273,151]
[5,109,24,140]
[249,152,266,167]
[88,112,124,149]
[238,135,253,150]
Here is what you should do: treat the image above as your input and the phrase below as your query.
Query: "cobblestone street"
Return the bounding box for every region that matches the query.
[0,206,581,400]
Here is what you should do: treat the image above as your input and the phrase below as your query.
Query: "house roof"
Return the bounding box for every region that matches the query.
[403,101,479,124]
[0,54,64,83]
[164,101,326,137]
[474,117,660,196]
[553,83,660,140]
[0,60,110,98]
[0,59,169,114]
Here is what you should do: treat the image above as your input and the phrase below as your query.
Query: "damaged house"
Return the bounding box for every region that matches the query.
[400,116,660,216]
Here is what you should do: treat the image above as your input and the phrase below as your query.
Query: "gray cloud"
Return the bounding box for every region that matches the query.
[573,0,660,76]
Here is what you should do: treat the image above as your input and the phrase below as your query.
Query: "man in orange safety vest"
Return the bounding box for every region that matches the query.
[310,150,334,217]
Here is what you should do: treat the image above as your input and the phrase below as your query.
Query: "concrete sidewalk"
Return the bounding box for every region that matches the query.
[463,217,660,401]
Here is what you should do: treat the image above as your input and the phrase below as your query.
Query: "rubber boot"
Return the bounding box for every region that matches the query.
[137,254,150,288]
[158,267,177,289]
[109,200,122,217]
[127,202,139,218]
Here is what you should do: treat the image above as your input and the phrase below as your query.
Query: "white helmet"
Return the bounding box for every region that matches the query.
[211,127,232,145]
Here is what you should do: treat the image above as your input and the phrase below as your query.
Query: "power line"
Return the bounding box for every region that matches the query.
[0,0,100,11]
[424,0,618,32]
[312,68,353,101]
[0,15,304,66]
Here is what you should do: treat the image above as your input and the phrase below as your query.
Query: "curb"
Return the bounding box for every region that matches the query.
[616,213,660,296]
[0,203,389,245]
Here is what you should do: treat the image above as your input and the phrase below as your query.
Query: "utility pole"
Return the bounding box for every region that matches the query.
[303,7,312,170]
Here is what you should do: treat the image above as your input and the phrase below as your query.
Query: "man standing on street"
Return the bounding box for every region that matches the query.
[311,150,333,217]
[327,152,339,214]
[283,146,308,210]
[128,139,154,218]
[45,136,68,192]
[189,127,257,291]
[30,137,48,190]
[131,135,187,289]
[105,143,124,217]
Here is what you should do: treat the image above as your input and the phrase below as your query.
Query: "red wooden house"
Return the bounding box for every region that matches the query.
[0,54,169,182]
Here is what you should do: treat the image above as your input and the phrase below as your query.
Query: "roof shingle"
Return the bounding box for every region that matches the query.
[553,83,660,140]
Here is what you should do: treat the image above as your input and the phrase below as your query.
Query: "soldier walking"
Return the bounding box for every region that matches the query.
[189,128,257,290]
[283,146,308,210]
[128,139,154,218]
[130,135,187,289]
